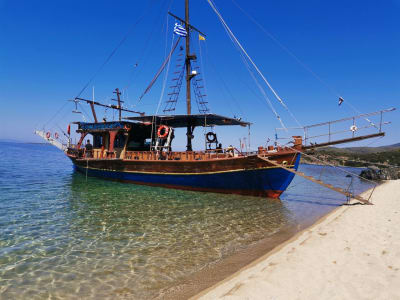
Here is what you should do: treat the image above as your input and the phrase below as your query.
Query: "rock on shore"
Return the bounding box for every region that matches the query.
[360,166,400,180]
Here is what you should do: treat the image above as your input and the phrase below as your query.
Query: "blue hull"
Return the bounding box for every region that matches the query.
[74,155,301,198]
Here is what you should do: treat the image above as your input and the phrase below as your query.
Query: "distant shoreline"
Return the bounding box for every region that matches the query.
[0,140,51,145]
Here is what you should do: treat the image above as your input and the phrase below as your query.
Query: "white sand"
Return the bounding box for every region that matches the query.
[196,180,400,300]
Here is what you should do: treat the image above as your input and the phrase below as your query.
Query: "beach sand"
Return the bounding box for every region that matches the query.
[195,180,400,300]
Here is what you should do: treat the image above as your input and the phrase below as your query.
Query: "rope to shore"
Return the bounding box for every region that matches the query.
[278,142,379,201]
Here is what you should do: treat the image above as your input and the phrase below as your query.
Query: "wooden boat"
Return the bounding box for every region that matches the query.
[36,1,395,200]
[66,116,303,198]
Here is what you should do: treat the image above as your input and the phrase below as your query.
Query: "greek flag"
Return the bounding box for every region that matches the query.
[174,23,187,37]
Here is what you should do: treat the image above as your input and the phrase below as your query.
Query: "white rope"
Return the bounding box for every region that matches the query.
[155,22,175,115]
[230,0,377,129]
[211,1,285,129]
[238,46,287,130]
[150,14,175,149]
[206,0,302,128]
[197,37,211,111]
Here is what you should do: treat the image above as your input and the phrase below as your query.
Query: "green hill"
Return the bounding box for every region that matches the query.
[303,143,400,167]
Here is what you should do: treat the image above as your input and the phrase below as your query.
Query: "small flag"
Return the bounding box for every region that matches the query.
[338,97,344,106]
[199,34,206,41]
[174,23,187,37]
[67,124,71,135]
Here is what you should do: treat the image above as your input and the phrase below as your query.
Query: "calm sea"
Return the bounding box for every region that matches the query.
[0,142,374,299]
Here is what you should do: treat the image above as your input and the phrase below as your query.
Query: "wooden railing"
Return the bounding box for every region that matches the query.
[125,151,235,161]
[71,146,294,161]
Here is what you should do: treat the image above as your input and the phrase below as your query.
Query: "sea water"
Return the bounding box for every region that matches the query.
[0,142,374,299]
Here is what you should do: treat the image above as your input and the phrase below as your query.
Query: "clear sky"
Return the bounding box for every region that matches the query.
[1,0,399,149]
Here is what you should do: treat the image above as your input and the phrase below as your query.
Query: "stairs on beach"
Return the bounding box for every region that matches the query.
[257,155,372,205]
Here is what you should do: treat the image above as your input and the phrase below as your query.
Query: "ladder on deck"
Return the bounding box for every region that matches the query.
[257,155,372,205]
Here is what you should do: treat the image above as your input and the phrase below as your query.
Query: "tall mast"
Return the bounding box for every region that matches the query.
[185,0,193,151]
[185,0,191,115]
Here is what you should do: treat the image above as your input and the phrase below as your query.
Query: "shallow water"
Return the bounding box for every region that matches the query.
[0,142,374,299]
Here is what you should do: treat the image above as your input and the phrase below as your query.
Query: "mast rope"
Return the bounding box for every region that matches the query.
[204,42,245,117]
[197,36,211,112]
[73,1,156,101]
[41,1,156,131]
[230,0,376,129]
[211,2,285,129]
[122,0,173,105]
[156,27,176,115]
[138,36,181,102]
[235,40,287,129]
[206,0,302,129]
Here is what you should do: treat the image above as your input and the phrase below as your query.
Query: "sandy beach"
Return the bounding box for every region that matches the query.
[195,180,400,300]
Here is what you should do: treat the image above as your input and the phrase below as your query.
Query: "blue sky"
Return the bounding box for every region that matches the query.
[1,0,399,149]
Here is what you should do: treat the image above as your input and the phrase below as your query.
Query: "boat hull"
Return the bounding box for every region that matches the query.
[72,154,301,198]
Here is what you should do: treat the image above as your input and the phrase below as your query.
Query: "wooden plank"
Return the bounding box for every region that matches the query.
[303,132,385,150]
[257,155,372,205]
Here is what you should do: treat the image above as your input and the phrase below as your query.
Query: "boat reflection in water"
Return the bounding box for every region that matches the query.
[65,173,294,298]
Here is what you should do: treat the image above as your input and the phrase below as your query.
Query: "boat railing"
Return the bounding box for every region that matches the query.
[71,146,292,161]
[275,108,395,147]
[125,150,235,161]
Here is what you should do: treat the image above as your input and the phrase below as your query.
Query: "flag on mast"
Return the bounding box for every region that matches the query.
[174,23,187,37]
[338,97,344,106]
[199,34,206,41]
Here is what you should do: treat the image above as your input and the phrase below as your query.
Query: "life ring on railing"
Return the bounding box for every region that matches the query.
[157,125,169,139]
[46,132,51,139]
[206,132,217,143]
[54,132,59,139]
[124,124,131,131]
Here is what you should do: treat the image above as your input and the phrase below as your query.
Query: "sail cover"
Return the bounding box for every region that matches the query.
[124,114,250,128]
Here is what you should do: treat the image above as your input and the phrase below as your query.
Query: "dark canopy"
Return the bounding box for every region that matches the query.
[124,114,250,128]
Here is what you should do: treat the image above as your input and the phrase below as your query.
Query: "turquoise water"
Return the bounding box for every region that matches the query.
[0,142,374,299]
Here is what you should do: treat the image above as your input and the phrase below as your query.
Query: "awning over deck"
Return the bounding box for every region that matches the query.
[124,114,250,128]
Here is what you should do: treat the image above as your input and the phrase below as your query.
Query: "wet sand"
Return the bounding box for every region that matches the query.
[195,180,400,299]
[157,226,298,299]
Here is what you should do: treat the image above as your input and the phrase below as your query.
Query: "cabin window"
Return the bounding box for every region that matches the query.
[114,133,126,148]
[93,135,103,148]
[126,138,147,151]
[144,139,151,148]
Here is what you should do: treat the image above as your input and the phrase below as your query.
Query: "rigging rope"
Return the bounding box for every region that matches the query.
[204,42,245,117]
[41,1,156,130]
[230,0,376,129]
[212,3,285,129]
[206,0,302,129]
[74,1,156,100]
[122,0,173,103]
[236,41,286,129]
[138,36,181,102]
[156,28,176,115]
[197,36,211,112]
[207,1,282,127]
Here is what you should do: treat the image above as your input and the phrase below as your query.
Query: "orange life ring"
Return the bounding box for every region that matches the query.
[54,132,59,139]
[46,132,51,139]
[157,125,169,139]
